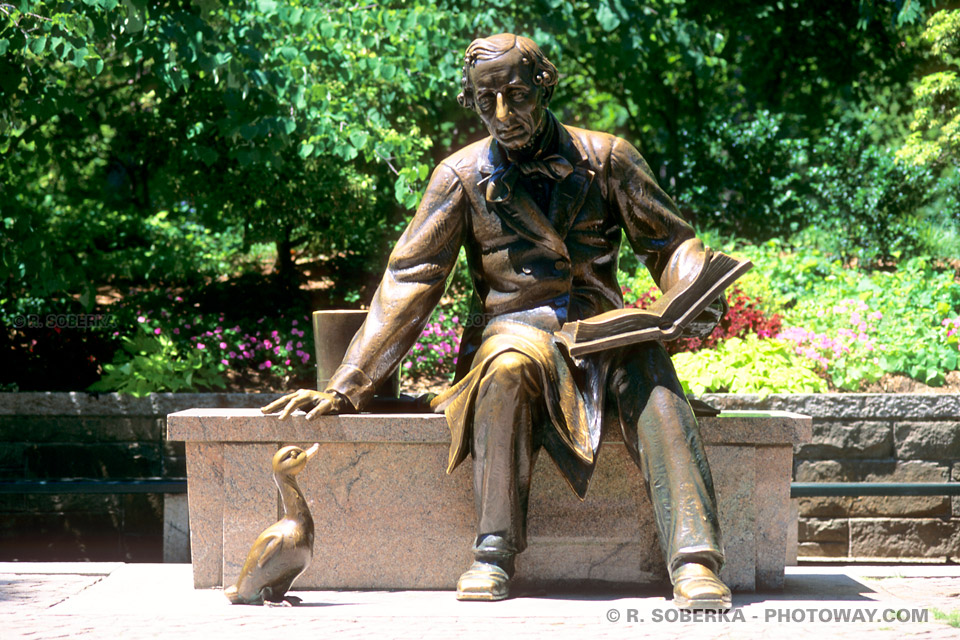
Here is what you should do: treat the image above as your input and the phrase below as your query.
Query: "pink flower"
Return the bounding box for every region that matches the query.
[137,316,146,323]
[221,359,228,365]
[197,343,205,349]
[219,342,227,349]
[292,320,298,326]
[154,328,162,335]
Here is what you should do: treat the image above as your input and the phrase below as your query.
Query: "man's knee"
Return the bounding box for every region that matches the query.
[484,351,540,388]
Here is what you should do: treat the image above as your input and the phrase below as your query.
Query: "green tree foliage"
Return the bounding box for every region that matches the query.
[898,8,960,165]
[0,0,946,311]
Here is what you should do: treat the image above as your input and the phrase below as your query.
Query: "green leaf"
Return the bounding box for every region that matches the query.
[299,142,314,158]
[29,36,47,55]
[596,1,621,32]
[380,63,396,80]
[0,39,8,56]
[349,131,368,150]
[320,21,335,39]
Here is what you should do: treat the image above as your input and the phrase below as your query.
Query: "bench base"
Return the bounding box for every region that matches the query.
[167,410,810,592]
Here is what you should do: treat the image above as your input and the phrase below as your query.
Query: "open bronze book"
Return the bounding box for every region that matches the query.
[556,249,752,357]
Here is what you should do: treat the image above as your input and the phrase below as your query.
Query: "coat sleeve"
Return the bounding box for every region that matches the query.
[607,137,699,291]
[609,137,726,336]
[325,162,467,410]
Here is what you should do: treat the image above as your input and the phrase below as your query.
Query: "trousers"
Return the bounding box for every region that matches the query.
[469,341,724,577]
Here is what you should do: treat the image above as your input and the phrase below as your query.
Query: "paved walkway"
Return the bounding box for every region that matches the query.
[1,563,959,639]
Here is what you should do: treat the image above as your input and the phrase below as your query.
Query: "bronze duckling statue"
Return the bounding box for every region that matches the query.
[225,442,319,604]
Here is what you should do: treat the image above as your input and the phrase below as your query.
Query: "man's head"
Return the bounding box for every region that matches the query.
[457,34,559,152]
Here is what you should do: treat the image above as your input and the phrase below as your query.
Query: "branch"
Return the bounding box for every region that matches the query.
[374,150,400,176]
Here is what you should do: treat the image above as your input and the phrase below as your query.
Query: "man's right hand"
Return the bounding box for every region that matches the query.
[260,389,348,421]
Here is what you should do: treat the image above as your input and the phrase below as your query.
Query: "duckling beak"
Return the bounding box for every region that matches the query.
[304,443,320,460]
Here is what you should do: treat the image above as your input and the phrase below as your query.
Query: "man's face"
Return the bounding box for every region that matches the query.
[469,48,545,151]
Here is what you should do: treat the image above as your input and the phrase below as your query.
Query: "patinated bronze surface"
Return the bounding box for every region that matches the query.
[263,33,732,608]
[225,443,319,605]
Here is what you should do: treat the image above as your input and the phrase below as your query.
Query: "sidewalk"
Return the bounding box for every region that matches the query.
[1,563,958,639]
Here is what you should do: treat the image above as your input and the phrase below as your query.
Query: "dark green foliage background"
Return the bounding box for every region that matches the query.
[2,0,958,391]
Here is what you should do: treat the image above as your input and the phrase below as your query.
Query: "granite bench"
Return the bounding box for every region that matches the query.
[167,409,810,592]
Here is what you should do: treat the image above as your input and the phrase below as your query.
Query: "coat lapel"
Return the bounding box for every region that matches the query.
[548,126,594,240]
[477,117,594,259]
[479,138,569,259]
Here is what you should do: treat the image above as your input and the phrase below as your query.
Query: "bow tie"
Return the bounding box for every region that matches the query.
[486,154,574,203]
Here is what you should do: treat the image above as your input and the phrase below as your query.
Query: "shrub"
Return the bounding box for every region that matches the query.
[401,308,461,380]
[672,335,827,397]
[89,291,314,394]
[622,283,782,354]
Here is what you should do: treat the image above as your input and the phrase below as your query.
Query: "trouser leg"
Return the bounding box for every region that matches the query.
[470,351,542,571]
[611,342,724,577]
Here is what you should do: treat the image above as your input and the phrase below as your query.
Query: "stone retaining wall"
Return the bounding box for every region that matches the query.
[2,392,958,563]
[0,392,279,561]
[702,394,960,562]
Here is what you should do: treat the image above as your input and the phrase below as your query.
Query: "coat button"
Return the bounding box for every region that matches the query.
[554,260,568,271]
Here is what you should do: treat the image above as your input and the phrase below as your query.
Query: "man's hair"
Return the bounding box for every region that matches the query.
[457,33,559,110]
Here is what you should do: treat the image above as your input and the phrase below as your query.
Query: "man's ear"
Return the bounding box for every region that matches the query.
[540,84,554,107]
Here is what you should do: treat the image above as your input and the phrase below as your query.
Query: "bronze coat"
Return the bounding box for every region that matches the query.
[327,113,698,496]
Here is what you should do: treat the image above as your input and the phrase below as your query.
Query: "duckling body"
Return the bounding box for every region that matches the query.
[225,443,319,604]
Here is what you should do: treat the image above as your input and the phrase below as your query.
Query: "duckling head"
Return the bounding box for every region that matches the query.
[272,443,320,477]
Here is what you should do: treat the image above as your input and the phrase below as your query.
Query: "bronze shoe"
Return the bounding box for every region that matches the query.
[456,561,510,601]
[672,562,732,610]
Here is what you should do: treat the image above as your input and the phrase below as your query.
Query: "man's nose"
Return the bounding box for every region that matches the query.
[495,92,509,121]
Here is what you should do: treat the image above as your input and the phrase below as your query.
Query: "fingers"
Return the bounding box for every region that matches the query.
[305,398,333,421]
[261,391,301,414]
[279,391,315,421]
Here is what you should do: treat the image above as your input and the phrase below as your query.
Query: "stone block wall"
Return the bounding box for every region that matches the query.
[2,392,958,563]
[702,394,960,562]
[0,392,278,561]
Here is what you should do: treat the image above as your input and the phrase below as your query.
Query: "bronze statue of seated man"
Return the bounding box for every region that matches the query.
[264,33,732,609]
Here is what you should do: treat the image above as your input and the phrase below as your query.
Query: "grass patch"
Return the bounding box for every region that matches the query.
[932,608,960,628]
